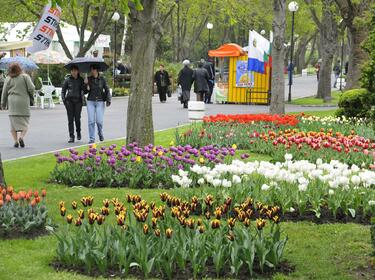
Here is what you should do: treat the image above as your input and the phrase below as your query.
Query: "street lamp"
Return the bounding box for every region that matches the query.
[339,19,345,92]
[288,1,298,103]
[112,11,120,89]
[207,22,213,51]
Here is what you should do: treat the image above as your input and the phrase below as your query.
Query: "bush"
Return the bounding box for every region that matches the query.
[336,88,375,119]
[112,87,131,97]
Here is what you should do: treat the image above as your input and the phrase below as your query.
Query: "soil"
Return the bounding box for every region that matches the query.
[352,258,375,280]
[281,206,371,225]
[0,228,49,240]
[52,260,295,280]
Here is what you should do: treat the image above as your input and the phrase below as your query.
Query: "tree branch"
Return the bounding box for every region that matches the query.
[70,3,81,36]
[79,3,90,50]
[161,5,175,27]
[304,0,323,30]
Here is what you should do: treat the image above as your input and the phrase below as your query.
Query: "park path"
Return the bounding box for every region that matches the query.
[0,75,328,160]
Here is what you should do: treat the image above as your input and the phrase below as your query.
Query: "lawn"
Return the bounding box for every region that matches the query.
[290,91,341,106]
[0,110,373,280]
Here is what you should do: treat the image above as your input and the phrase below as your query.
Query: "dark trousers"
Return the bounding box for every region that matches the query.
[158,87,168,102]
[65,99,82,137]
[204,82,214,103]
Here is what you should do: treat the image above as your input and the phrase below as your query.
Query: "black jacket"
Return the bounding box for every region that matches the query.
[86,75,111,102]
[178,66,194,91]
[61,75,85,103]
[193,68,209,93]
[203,62,215,81]
[154,70,171,89]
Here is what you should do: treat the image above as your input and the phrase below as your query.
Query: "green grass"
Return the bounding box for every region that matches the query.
[290,91,341,106]
[1,110,373,280]
[289,109,337,118]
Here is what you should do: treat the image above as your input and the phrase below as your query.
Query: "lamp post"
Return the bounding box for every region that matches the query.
[288,1,298,103]
[207,22,213,51]
[112,11,120,89]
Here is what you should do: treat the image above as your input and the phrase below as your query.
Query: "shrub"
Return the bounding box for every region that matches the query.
[112,87,131,97]
[0,186,48,237]
[336,88,375,119]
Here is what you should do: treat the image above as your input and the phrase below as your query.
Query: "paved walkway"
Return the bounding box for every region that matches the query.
[0,75,329,160]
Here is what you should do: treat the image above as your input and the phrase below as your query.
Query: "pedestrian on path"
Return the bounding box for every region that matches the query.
[315,59,321,81]
[193,62,209,102]
[61,65,85,143]
[333,60,341,88]
[201,58,215,104]
[154,64,171,103]
[177,60,194,108]
[1,63,35,148]
[85,65,111,144]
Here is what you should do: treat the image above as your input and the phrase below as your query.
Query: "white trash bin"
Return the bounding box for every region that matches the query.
[188,101,205,121]
[301,69,308,77]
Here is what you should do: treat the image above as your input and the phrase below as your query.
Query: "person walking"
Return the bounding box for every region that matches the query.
[154,64,170,103]
[202,58,215,104]
[177,60,194,108]
[315,60,321,81]
[1,63,35,148]
[85,64,111,144]
[333,60,341,88]
[0,70,5,102]
[61,65,85,143]
[193,62,210,102]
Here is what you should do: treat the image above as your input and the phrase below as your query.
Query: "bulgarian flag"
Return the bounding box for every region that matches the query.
[248,30,271,74]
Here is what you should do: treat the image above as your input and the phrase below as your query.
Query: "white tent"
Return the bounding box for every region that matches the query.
[0,21,111,57]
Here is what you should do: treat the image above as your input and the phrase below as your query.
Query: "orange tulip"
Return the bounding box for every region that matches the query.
[5,194,11,202]
[34,190,39,197]
[30,199,36,207]
[41,189,47,197]
[12,193,19,202]
[0,200,3,207]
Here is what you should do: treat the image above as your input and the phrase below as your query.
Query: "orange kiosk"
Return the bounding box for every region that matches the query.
[209,43,271,105]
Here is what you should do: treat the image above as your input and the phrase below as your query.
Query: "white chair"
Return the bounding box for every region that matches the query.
[54,87,63,104]
[39,85,56,109]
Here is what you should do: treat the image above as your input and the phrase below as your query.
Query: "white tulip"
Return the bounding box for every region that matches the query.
[261,184,271,191]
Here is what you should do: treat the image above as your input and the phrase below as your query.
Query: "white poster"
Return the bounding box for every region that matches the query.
[27,3,62,54]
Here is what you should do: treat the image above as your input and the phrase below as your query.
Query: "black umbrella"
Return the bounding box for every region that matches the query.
[64,57,109,73]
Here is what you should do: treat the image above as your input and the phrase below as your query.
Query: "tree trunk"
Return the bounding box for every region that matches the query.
[346,25,368,89]
[126,1,161,147]
[295,36,309,74]
[305,33,317,67]
[0,153,5,186]
[316,0,338,101]
[270,0,286,114]
[334,0,371,89]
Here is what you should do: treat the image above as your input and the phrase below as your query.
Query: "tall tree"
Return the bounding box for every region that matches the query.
[335,0,373,89]
[18,0,129,58]
[270,0,287,114]
[305,0,338,102]
[126,1,161,146]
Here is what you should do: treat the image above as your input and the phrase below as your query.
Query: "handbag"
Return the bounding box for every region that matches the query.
[177,86,182,101]
[22,75,34,106]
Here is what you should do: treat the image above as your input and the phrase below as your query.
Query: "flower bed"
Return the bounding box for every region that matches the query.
[203,114,300,126]
[51,143,237,188]
[0,186,48,238]
[177,115,375,166]
[170,155,375,222]
[53,194,288,279]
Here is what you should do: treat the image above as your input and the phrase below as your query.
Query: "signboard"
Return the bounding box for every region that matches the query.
[235,60,253,87]
[27,3,62,53]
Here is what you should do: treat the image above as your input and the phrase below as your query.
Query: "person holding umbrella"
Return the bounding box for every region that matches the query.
[61,65,85,143]
[85,64,111,143]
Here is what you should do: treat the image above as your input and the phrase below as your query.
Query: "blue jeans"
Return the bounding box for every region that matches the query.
[87,100,105,142]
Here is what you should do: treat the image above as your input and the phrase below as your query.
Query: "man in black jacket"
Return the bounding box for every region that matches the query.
[154,64,171,103]
[61,65,85,143]
[85,65,111,143]
[201,58,215,104]
[178,60,194,108]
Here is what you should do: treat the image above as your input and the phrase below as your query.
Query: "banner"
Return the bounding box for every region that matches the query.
[27,3,62,54]
[236,60,253,87]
